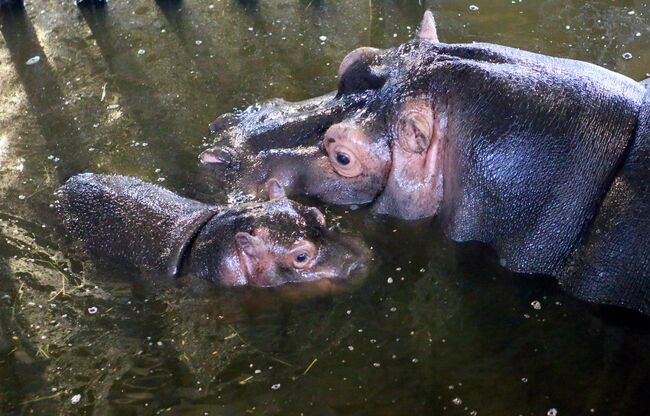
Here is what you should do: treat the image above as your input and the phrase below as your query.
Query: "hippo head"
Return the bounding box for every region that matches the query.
[201,12,643,227]
[193,180,370,287]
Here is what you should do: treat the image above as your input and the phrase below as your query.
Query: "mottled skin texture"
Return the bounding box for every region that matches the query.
[203,13,650,313]
[56,174,368,287]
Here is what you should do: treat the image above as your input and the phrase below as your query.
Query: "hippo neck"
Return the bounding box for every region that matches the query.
[438,77,646,276]
[183,209,247,285]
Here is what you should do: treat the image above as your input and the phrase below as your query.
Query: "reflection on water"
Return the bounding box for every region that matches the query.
[0,0,648,414]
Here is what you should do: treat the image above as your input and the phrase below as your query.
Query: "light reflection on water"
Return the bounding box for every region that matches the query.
[0,0,648,414]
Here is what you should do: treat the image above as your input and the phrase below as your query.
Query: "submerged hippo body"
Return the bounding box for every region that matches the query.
[202,13,650,313]
[56,174,367,287]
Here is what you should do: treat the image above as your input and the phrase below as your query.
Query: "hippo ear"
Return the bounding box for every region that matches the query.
[395,103,434,154]
[235,232,265,259]
[307,207,326,227]
[337,47,386,95]
[417,11,439,42]
[266,178,287,200]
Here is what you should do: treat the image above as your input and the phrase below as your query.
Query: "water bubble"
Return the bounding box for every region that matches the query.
[622,52,633,60]
[319,35,328,41]
[71,394,81,404]
[469,5,479,11]
[26,56,41,65]
[195,40,203,46]
[547,409,558,416]
[87,306,98,314]
[387,277,394,284]
[452,397,462,405]
[271,383,281,390]
[137,49,146,56]
[531,300,542,310]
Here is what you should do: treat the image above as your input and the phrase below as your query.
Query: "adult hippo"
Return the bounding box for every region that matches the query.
[201,12,650,314]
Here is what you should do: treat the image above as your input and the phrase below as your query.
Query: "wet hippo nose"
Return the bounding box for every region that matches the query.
[199,145,240,170]
[209,113,241,134]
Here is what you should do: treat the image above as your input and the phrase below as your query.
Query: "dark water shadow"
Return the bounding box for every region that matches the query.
[0,248,48,414]
[0,8,89,180]
[79,4,197,189]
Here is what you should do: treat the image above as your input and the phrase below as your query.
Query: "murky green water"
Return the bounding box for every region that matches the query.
[1,0,649,414]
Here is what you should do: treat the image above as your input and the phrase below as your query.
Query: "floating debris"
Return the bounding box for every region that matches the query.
[26,56,41,65]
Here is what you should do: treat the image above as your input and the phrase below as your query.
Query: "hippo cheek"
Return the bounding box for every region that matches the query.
[300,157,389,206]
[243,149,388,206]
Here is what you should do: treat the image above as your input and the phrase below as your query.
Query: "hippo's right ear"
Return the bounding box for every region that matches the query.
[235,232,265,259]
[266,178,287,200]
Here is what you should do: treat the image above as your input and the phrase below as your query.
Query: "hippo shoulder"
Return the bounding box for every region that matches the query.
[559,82,650,314]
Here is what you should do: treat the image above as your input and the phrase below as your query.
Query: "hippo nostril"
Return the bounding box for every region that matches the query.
[209,113,241,134]
[199,146,240,170]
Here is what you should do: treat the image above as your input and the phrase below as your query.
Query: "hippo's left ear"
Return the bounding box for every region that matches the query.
[417,11,439,42]
[266,178,287,200]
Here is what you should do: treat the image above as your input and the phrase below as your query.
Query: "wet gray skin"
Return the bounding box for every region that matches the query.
[202,12,650,314]
[56,174,368,288]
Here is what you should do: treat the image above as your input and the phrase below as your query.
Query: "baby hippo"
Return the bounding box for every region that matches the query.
[55,173,368,287]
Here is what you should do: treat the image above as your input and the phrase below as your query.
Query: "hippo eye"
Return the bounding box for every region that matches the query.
[336,153,351,166]
[291,241,317,269]
[296,253,308,263]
